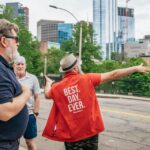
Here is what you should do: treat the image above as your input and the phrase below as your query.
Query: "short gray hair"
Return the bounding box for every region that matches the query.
[0,19,19,36]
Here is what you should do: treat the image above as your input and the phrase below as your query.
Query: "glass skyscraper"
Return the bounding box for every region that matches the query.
[93,0,118,59]
[6,2,29,30]
[58,23,73,45]
[118,7,135,52]
[37,20,64,42]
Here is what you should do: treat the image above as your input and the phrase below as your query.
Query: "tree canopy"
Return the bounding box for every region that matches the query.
[0,4,43,76]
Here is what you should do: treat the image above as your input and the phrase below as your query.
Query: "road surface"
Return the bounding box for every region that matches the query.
[20,94,150,150]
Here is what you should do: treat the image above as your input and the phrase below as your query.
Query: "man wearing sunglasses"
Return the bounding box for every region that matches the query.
[0,19,30,150]
[13,56,40,150]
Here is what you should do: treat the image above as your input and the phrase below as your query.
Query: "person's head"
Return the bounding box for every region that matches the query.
[13,56,26,78]
[0,19,19,63]
[59,53,79,74]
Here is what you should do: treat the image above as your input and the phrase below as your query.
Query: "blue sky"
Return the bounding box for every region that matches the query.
[1,0,150,39]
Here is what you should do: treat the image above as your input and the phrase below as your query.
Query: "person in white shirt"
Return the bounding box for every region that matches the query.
[13,56,40,150]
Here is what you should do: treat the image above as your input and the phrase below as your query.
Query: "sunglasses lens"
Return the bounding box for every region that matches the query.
[3,34,19,43]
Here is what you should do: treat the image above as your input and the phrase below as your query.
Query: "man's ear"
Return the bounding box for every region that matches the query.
[73,65,79,72]
[0,37,7,48]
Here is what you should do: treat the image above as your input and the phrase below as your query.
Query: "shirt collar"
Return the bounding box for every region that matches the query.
[17,72,30,80]
[25,72,30,78]
[0,55,13,70]
[64,71,78,78]
[23,72,30,79]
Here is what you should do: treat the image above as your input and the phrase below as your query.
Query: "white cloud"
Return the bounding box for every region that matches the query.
[118,0,150,39]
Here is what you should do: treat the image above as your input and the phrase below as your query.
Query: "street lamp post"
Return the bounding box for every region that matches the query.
[49,5,82,65]
[44,55,47,75]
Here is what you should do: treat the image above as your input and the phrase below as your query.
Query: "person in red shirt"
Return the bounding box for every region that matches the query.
[43,53,150,150]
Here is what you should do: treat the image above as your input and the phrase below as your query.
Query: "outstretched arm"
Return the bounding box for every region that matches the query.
[101,64,150,84]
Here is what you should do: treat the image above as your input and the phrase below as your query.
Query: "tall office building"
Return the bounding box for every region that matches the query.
[37,20,64,42]
[22,7,29,30]
[58,23,73,44]
[93,0,118,59]
[118,7,135,52]
[6,2,29,30]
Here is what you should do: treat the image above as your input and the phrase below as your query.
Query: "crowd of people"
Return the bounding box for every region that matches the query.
[0,19,150,150]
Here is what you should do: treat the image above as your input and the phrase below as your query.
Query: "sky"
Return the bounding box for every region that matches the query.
[1,0,150,39]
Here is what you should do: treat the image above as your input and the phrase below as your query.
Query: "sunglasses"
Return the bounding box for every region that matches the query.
[3,34,19,43]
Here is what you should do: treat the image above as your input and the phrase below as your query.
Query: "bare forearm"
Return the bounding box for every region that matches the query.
[101,66,139,84]
[109,66,138,80]
[34,95,40,113]
[0,91,30,121]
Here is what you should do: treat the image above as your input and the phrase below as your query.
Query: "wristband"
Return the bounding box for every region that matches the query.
[34,112,39,116]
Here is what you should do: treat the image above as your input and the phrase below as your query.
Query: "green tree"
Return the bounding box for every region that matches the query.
[46,47,65,74]
[0,5,14,21]
[0,5,43,75]
[18,28,43,75]
[61,21,102,72]
[61,39,77,53]
[117,57,149,96]
[111,52,122,61]
[97,57,150,97]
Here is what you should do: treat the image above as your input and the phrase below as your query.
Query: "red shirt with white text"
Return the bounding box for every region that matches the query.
[42,72,105,142]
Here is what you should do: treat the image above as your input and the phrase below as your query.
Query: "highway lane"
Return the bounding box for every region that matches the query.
[99,97,150,150]
[20,95,150,150]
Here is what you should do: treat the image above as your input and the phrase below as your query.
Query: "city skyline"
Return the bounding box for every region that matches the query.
[1,0,150,39]
[93,0,118,59]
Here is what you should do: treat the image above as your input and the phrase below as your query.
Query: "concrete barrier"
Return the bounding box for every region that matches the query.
[96,93,150,101]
